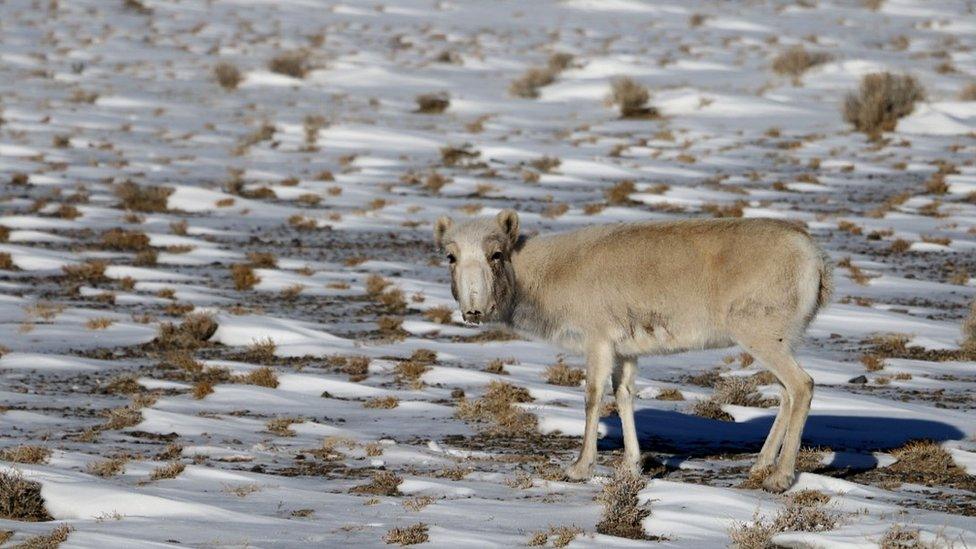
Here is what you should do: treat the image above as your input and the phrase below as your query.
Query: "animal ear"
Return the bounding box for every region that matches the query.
[433,216,453,248]
[495,209,519,244]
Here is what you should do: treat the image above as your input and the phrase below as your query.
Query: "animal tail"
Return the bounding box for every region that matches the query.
[815,248,834,311]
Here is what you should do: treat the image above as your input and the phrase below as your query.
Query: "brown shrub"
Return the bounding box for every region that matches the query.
[693,399,733,421]
[102,229,149,252]
[610,77,657,119]
[16,523,71,547]
[231,263,259,290]
[238,365,278,387]
[394,361,429,387]
[605,179,636,205]
[596,464,651,539]
[87,456,127,478]
[266,417,303,437]
[0,252,14,270]
[115,180,173,212]
[544,360,585,386]
[245,338,277,363]
[350,470,402,496]
[268,51,310,78]
[423,305,453,324]
[149,461,185,481]
[960,83,976,101]
[364,396,399,409]
[383,523,428,545]
[456,381,536,435]
[771,46,832,81]
[529,526,583,547]
[0,445,51,464]
[0,471,52,521]
[247,251,277,268]
[860,353,885,371]
[887,440,970,487]
[655,388,684,401]
[729,491,837,548]
[103,406,142,430]
[62,260,108,283]
[843,73,925,138]
[192,380,214,399]
[378,316,407,339]
[510,67,557,99]
[415,93,450,114]
[153,312,217,350]
[214,62,242,90]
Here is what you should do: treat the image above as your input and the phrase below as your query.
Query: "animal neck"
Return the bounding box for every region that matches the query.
[499,236,553,338]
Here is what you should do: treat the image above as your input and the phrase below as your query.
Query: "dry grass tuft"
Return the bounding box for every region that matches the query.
[383,523,428,545]
[655,388,684,401]
[692,399,733,421]
[729,490,837,548]
[149,461,185,481]
[696,376,775,421]
[16,523,71,548]
[213,62,242,90]
[266,417,303,437]
[510,67,557,99]
[423,305,453,324]
[115,181,173,212]
[771,46,832,82]
[350,470,403,496]
[529,525,584,547]
[596,464,651,539]
[886,440,970,487]
[843,73,925,139]
[0,252,14,271]
[394,360,429,387]
[103,406,143,430]
[364,396,399,409]
[609,77,657,119]
[245,338,277,363]
[231,263,260,290]
[153,312,217,350]
[415,93,450,114]
[87,456,127,478]
[0,471,53,521]
[268,51,310,78]
[605,179,636,205]
[62,260,108,284]
[544,360,585,387]
[238,365,279,388]
[455,381,536,436]
[0,445,51,464]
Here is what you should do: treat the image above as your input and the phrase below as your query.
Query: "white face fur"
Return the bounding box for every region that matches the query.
[434,210,519,324]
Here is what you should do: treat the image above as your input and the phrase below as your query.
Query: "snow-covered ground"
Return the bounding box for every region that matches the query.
[1,0,975,547]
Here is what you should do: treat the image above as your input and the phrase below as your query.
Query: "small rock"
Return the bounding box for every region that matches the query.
[849,375,868,384]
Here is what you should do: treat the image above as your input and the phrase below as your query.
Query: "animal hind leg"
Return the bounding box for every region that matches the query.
[739,338,813,493]
[612,355,640,475]
[565,341,613,480]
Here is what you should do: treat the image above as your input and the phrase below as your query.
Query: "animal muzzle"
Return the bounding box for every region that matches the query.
[457,262,492,324]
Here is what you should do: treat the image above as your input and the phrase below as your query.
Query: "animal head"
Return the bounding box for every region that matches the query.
[433,209,520,324]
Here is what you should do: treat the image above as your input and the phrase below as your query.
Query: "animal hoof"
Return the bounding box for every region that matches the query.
[564,462,592,480]
[762,470,795,493]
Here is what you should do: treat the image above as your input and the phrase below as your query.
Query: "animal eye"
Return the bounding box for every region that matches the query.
[490,251,503,261]
[446,253,456,264]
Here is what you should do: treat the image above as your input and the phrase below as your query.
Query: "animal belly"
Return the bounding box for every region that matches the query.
[614,319,733,356]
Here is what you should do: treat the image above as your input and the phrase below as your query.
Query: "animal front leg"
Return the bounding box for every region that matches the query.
[565,341,613,480]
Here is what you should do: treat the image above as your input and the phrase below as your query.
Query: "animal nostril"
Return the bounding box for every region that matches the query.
[466,310,482,317]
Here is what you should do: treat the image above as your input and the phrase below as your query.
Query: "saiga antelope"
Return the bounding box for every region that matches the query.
[434,211,832,492]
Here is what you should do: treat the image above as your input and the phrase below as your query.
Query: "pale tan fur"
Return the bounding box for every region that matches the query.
[434,211,833,492]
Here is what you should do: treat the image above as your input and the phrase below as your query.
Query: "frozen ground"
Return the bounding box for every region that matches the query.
[1,0,975,547]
